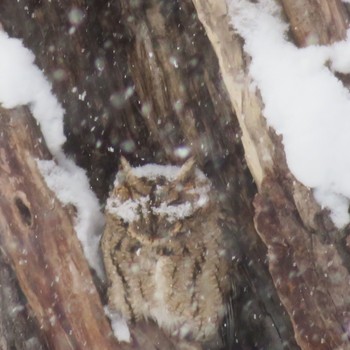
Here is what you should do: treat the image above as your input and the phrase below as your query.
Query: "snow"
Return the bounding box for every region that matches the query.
[107,196,149,223]
[107,164,210,224]
[131,163,207,181]
[0,31,105,276]
[132,164,182,180]
[36,159,104,277]
[104,306,131,343]
[0,28,132,340]
[174,145,191,159]
[228,0,350,227]
[155,201,193,223]
[0,31,65,155]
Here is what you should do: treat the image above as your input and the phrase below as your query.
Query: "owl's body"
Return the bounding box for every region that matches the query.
[101,158,230,344]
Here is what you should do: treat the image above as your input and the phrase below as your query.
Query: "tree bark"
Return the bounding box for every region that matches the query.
[116,1,297,348]
[0,248,48,350]
[0,106,187,350]
[0,106,120,349]
[0,0,349,349]
[192,0,350,349]
[280,0,349,46]
[0,0,296,349]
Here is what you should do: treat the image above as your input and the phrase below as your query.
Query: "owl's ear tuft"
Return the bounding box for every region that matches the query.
[119,156,132,173]
[118,156,134,185]
[118,156,149,194]
[176,157,196,183]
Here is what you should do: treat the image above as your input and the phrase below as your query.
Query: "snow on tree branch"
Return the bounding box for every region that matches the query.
[228,0,350,227]
[0,30,105,278]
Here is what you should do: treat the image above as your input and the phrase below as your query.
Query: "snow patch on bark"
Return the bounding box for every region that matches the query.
[0,31,105,276]
[104,306,131,343]
[228,0,350,227]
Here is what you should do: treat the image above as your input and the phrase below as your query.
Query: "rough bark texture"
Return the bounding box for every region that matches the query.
[1,0,349,349]
[192,0,350,349]
[0,249,48,350]
[117,1,297,348]
[254,175,350,350]
[0,1,151,202]
[0,106,121,349]
[0,1,298,349]
[280,0,349,46]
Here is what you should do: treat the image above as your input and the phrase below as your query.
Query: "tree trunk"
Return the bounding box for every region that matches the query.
[0,106,122,349]
[192,0,350,349]
[0,248,48,350]
[0,104,192,349]
[0,1,349,349]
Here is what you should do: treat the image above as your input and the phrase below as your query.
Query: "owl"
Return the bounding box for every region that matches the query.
[101,157,231,346]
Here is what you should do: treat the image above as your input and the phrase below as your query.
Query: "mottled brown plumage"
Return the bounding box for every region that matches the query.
[101,157,231,344]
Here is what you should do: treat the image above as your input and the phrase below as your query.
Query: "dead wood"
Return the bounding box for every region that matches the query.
[192,0,350,349]
[0,106,122,349]
[1,0,348,349]
[280,0,349,46]
[0,0,298,348]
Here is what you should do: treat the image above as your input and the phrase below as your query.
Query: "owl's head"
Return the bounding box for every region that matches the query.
[106,157,213,245]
